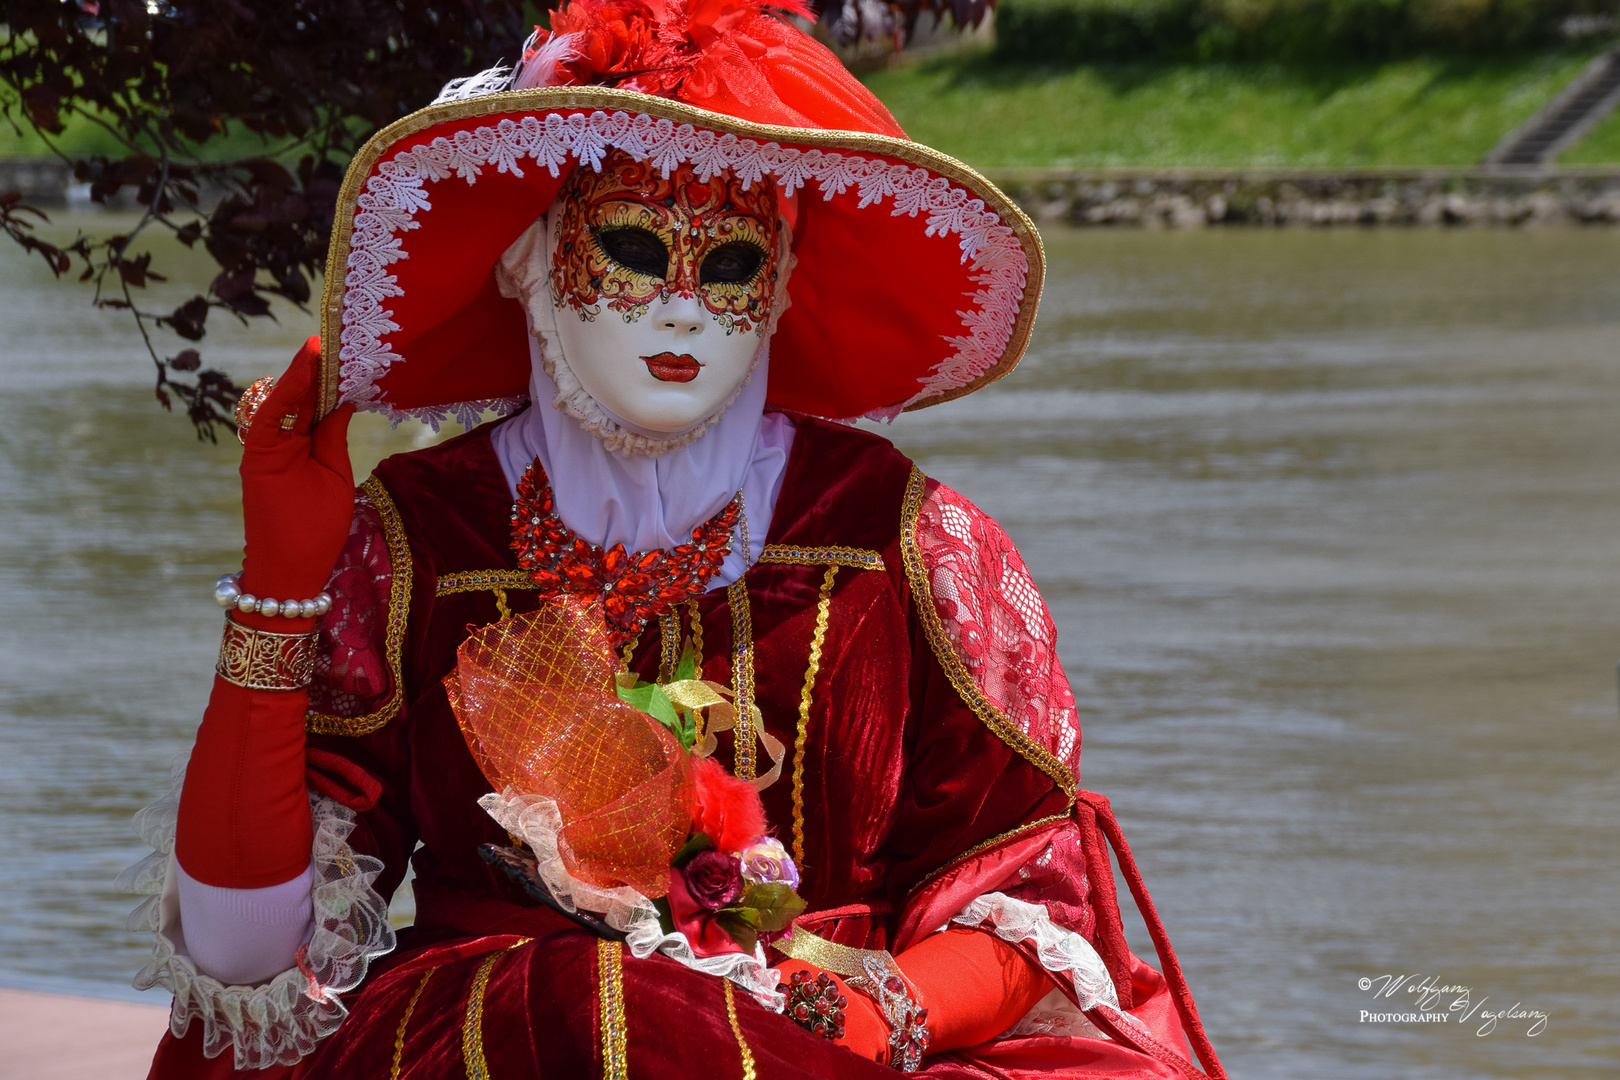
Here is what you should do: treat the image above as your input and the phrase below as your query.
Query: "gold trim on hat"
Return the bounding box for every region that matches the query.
[317,86,1044,421]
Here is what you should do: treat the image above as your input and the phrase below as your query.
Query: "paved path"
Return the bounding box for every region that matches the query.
[0,988,168,1078]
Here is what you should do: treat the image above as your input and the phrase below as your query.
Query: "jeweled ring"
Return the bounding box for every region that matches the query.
[234,376,279,446]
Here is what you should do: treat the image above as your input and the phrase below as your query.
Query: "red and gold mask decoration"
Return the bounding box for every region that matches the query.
[551,149,781,335]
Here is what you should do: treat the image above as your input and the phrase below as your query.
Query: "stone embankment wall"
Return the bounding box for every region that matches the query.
[0,158,74,203]
[987,168,1620,227]
[10,156,1620,226]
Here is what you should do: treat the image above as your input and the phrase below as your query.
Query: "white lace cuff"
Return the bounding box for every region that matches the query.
[481,787,784,1008]
[118,756,397,1069]
[949,891,1145,1041]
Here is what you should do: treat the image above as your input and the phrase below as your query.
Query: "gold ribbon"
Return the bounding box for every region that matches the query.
[776,925,898,980]
[661,679,786,793]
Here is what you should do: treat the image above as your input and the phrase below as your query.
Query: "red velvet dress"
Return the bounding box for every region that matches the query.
[149,416,1221,1080]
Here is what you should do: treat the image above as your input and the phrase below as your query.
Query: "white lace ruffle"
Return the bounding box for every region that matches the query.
[481,787,784,1008]
[117,757,397,1069]
[950,891,1146,1040]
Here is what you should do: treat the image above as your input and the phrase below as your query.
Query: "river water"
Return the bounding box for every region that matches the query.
[1,218,1616,1078]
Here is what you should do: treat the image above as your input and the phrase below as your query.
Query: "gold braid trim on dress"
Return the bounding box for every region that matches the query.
[906,812,1075,897]
[436,570,536,596]
[791,565,839,868]
[722,980,758,1080]
[658,611,682,682]
[438,571,535,622]
[462,940,530,1080]
[727,579,757,781]
[597,939,629,1080]
[758,544,885,571]
[390,967,437,1080]
[686,598,705,678]
[898,466,1078,797]
[306,476,414,737]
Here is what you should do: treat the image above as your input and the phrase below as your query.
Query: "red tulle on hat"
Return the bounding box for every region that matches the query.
[316,1,1041,426]
[518,0,904,136]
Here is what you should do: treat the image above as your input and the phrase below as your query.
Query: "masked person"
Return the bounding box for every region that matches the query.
[125,3,1225,1078]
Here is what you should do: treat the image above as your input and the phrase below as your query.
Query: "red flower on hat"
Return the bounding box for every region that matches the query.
[518,0,812,99]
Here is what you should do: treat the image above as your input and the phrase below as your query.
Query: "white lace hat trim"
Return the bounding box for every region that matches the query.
[337,108,1029,427]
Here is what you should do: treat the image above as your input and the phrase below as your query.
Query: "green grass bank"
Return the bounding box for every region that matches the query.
[858,47,1612,168]
[5,46,1618,172]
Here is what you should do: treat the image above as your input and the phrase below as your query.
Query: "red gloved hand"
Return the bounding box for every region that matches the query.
[234,335,356,633]
[775,959,891,1063]
[776,930,1053,1064]
[895,927,1053,1051]
[176,337,357,889]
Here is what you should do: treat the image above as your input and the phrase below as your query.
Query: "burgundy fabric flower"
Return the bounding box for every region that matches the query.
[682,850,744,910]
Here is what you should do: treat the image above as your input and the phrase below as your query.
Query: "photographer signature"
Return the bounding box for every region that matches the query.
[1358,973,1548,1036]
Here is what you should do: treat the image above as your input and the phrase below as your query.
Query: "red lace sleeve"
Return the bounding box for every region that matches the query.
[307,489,396,721]
[893,471,1099,952]
[911,477,1082,783]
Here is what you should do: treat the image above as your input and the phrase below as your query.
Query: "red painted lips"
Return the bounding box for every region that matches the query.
[642,352,702,383]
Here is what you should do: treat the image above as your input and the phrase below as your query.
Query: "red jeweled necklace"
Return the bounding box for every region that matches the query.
[510,460,739,642]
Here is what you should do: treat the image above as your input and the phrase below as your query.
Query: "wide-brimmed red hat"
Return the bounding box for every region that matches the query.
[315,0,1044,426]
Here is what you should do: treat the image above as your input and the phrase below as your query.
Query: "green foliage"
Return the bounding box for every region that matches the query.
[614,642,702,749]
[671,642,699,684]
[738,882,809,933]
[670,832,714,868]
[716,907,760,953]
[993,0,1619,64]
[713,884,808,951]
[1558,100,1620,158]
[860,48,1598,165]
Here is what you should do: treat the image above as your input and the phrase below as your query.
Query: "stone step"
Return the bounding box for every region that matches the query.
[1488,49,1620,165]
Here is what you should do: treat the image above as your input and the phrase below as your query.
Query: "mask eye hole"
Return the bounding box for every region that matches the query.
[596,227,668,278]
[700,241,766,286]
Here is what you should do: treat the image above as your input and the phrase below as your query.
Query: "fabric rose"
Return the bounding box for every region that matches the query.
[738,837,798,888]
[665,863,745,957]
[682,850,744,910]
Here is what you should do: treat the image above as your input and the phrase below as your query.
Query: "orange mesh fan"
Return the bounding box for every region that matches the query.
[444,594,695,897]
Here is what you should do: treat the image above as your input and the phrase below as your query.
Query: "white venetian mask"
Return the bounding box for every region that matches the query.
[498,150,791,455]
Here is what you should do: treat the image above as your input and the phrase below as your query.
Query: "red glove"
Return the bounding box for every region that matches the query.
[779,929,1052,1062]
[896,927,1053,1050]
[775,959,891,1063]
[235,336,357,632]
[176,337,357,889]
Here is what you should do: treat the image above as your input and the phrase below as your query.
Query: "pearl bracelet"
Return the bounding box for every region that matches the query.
[213,574,333,620]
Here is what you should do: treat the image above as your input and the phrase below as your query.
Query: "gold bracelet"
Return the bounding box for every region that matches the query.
[216,618,319,691]
[778,925,893,978]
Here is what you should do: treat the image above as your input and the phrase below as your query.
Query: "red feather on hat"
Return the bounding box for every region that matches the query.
[519,0,815,97]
